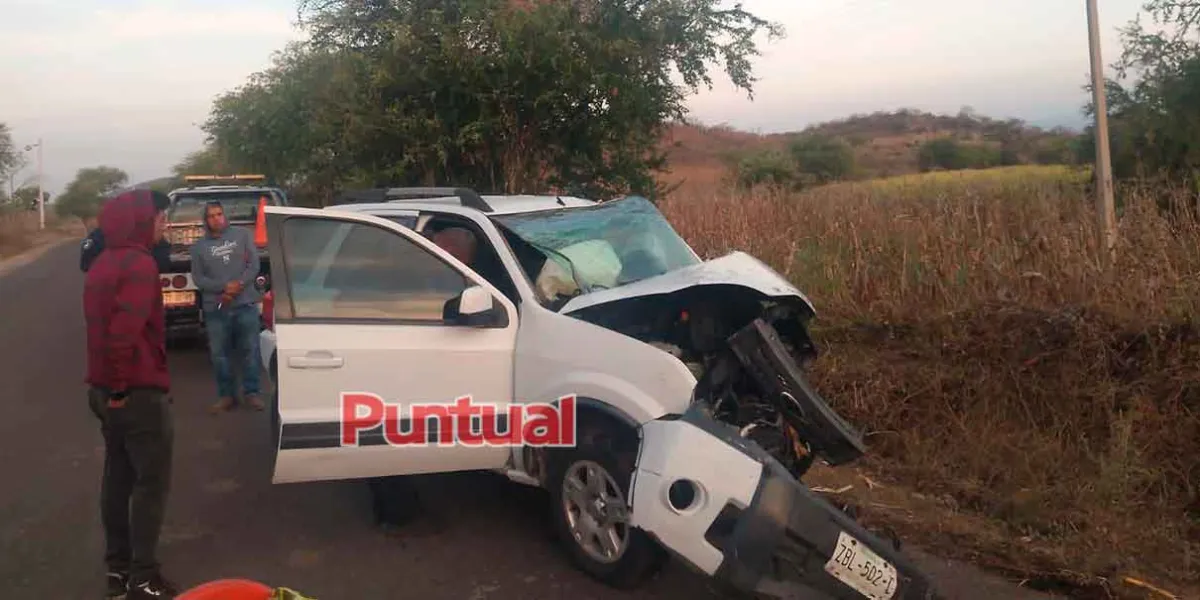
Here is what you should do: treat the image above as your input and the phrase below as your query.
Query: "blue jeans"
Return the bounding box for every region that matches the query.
[203,303,261,399]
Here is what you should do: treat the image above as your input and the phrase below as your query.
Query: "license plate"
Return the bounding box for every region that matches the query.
[824,531,899,599]
[163,291,196,307]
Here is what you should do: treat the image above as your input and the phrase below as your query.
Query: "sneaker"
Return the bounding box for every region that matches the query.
[105,571,129,600]
[208,396,235,415]
[245,393,266,411]
[127,573,178,599]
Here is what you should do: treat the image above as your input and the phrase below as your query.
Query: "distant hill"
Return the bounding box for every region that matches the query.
[659,108,1083,183]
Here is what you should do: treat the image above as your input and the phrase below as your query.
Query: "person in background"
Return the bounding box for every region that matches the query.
[81,190,173,273]
[83,189,179,600]
[189,200,264,414]
[428,226,477,267]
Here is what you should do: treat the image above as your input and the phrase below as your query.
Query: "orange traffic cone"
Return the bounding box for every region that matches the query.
[254,196,268,248]
[177,578,273,599]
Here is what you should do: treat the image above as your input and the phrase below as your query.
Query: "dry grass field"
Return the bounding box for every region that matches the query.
[658,162,1199,599]
[0,211,76,257]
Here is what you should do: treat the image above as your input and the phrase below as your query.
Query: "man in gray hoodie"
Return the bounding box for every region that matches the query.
[190,200,264,414]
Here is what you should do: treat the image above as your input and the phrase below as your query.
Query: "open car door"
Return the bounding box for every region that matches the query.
[263,206,517,484]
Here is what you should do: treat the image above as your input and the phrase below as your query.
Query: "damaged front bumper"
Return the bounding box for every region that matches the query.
[630,408,939,600]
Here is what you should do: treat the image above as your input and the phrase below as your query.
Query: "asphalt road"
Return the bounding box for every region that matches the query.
[0,240,1054,600]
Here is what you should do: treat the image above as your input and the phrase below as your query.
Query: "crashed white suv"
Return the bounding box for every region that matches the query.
[255,187,939,600]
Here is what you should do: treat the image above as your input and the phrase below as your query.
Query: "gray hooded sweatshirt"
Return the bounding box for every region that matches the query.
[189,221,262,312]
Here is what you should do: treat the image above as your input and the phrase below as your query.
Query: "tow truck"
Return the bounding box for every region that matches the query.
[160,174,288,342]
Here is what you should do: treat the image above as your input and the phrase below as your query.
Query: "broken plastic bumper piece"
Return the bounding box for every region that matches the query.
[630,409,940,600]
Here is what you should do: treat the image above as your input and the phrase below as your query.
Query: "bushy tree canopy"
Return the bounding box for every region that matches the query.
[1081,0,1200,184]
[54,166,129,224]
[200,0,783,205]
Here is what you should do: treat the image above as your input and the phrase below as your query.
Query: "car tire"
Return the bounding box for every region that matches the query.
[546,433,667,589]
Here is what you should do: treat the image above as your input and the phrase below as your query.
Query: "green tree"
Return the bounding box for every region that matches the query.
[1081,0,1200,186]
[787,134,855,185]
[7,186,50,211]
[1034,136,1078,165]
[734,149,793,188]
[918,138,968,171]
[918,137,1004,171]
[0,123,27,198]
[201,0,783,204]
[171,145,240,180]
[55,166,129,225]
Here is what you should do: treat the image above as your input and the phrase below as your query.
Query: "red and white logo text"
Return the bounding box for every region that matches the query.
[339,393,577,448]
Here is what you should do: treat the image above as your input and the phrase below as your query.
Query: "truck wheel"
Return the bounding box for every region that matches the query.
[546,434,667,589]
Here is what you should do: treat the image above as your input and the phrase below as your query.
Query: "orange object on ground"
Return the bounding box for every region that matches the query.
[177,578,273,599]
[254,196,268,248]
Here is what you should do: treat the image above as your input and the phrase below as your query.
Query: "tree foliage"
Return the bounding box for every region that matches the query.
[0,123,28,202]
[200,0,782,205]
[734,149,793,188]
[5,186,50,211]
[917,137,1003,172]
[1080,0,1200,185]
[788,134,855,185]
[54,166,129,224]
[731,134,857,190]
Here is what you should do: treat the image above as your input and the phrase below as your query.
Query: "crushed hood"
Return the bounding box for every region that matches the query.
[558,251,816,315]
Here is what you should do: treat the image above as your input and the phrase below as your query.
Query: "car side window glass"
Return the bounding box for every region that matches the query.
[281,217,337,287]
[282,217,468,322]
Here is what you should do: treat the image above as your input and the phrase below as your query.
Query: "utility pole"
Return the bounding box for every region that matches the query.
[36,138,43,230]
[1086,0,1117,258]
[23,139,44,230]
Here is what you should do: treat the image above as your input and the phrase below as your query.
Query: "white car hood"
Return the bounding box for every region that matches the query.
[558,251,815,314]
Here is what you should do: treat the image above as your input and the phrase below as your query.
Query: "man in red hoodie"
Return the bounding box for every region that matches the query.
[84,189,178,600]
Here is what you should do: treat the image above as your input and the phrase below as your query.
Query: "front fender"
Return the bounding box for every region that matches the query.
[630,408,939,599]
[526,370,690,425]
[514,305,696,423]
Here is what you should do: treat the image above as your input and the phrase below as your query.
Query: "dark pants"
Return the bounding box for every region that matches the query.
[88,388,174,582]
[203,303,262,399]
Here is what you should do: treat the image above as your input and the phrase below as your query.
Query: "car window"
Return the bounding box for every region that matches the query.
[281,216,468,322]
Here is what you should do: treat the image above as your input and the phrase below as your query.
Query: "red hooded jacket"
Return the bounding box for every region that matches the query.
[84,190,170,393]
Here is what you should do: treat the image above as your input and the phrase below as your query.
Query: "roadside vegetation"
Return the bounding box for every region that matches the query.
[0,123,93,259]
[3,0,1196,595]
[661,166,1199,598]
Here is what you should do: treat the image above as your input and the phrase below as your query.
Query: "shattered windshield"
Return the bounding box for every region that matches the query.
[492,196,700,302]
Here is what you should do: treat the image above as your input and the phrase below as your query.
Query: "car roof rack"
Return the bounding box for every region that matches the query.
[331,187,493,213]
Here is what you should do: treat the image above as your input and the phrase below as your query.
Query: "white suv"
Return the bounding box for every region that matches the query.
[255,187,939,600]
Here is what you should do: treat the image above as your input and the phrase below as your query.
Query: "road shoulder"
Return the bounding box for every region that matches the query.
[0,234,78,278]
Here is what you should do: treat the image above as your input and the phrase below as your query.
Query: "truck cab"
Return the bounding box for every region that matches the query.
[160,174,288,341]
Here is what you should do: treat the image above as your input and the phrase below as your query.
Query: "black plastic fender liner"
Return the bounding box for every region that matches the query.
[706,458,939,599]
[660,407,938,599]
[727,318,868,467]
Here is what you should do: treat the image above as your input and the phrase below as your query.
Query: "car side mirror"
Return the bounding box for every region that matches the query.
[444,285,508,328]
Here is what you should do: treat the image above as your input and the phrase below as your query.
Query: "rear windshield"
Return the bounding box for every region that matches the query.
[168,191,276,223]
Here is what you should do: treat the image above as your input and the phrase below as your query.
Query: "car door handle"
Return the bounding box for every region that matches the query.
[288,352,344,369]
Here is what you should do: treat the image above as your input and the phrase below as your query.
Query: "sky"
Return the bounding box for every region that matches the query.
[1,0,1150,195]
